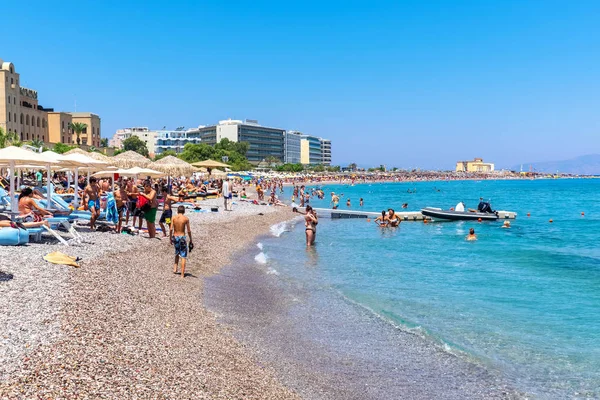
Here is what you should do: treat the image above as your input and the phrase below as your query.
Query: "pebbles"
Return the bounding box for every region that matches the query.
[0,200,299,399]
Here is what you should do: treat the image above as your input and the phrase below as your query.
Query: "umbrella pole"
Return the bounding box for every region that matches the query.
[74,168,79,208]
[9,161,16,215]
[46,164,52,210]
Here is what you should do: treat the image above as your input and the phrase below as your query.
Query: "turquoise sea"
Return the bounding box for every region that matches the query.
[255,179,600,398]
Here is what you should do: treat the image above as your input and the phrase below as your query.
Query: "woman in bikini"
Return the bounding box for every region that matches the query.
[304,205,318,247]
[18,187,53,222]
[375,210,388,227]
[388,209,400,227]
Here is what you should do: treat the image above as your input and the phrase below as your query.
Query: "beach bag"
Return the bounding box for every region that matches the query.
[137,195,151,212]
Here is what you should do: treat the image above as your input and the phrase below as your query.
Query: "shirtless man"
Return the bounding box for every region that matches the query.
[170,205,193,278]
[330,192,340,209]
[467,228,477,241]
[124,178,139,226]
[114,180,128,233]
[159,186,180,238]
[84,177,101,231]
[138,181,158,238]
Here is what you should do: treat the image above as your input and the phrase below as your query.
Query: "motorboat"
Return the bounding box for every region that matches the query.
[421,207,500,221]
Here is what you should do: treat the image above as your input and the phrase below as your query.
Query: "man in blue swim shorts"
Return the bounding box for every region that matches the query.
[84,177,101,231]
[170,205,193,278]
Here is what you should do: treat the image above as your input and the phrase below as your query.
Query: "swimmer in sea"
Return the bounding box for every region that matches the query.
[375,210,388,227]
[502,221,511,228]
[402,203,408,209]
[346,198,351,208]
[388,209,400,227]
[331,192,339,209]
[359,198,364,207]
[467,228,477,241]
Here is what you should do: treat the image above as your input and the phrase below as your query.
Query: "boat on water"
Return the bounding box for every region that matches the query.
[421,201,517,221]
[421,207,500,221]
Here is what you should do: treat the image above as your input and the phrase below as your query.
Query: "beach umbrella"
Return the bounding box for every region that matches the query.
[0,146,60,213]
[151,156,196,177]
[112,151,151,168]
[121,166,165,179]
[190,159,230,169]
[61,153,109,207]
[210,168,227,177]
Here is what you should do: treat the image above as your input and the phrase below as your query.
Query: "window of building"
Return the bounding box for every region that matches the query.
[62,136,64,143]
[26,115,29,125]
[42,119,46,128]
[42,135,45,142]
[20,114,24,124]
[26,133,29,140]
[37,117,40,128]
[83,127,87,134]
[11,77,13,85]
[20,132,24,140]
[62,121,64,129]
[8,113,10,122]
[13,113,15,122]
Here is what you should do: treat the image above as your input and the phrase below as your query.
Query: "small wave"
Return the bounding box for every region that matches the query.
[270,218,300,237]
[266,268,279,275]
[257,242,263,250]
[254,252,268,264]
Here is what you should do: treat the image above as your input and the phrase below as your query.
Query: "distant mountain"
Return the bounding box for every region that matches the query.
[514,154,600,175]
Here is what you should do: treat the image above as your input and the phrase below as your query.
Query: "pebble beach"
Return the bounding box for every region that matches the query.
[0,197,299,399]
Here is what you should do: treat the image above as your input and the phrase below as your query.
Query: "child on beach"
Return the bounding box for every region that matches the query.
[170,205,193,278]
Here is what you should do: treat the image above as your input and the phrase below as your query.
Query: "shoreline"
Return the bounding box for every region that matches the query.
[0,200,301,399]
[205,222,525,400]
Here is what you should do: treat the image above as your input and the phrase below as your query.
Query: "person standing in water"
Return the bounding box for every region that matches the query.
[467,228,477,241]
[304,205,318,247]
[359,198,364,207]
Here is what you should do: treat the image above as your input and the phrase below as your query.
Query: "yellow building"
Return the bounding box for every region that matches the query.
[0,57,101,146]
[48,112,73,144]
[456,158,495,172]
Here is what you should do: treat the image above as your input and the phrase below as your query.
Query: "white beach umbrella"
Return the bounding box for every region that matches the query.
[60,153,109,207]
[0,146,60,213]
[121,166,165,179]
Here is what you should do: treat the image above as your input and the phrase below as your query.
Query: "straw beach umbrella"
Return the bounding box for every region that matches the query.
[190,159,230,169]
[151,156,196,177]
[112,151,151,168]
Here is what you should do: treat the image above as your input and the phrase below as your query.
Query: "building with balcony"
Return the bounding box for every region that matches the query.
[111,127,202,157]
[186,119,285,164]
[300,134,323,165]
[456,158,495,173]
[0,57,101,146]
[320,138,331,166]
[284,130,302,164]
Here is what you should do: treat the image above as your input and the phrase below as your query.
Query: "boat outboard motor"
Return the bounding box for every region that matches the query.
[479,202,495,214]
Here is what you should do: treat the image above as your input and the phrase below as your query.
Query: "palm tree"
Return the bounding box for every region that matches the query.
[69,122,87,146]
[0,127,22,148]
[30,138,44,150]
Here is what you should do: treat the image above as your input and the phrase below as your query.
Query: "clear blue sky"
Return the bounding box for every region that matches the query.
[3,1,600,169]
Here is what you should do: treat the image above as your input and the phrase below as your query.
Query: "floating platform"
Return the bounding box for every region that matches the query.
[307,208,517,221]
[310,208,431,221]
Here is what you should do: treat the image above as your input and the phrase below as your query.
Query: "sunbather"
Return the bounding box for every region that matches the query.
[18,187,54,222]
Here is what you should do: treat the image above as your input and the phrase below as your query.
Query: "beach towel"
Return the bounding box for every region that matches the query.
[43,251,80,268]
[105,192,119,225]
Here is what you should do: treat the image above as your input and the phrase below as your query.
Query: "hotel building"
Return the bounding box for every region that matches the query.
[0,58,101,147]
[186,119,285,164]
[320,138,332,166]
[284,130,302,164]
[456,158,495,173]
[110,127,202,158]
[300,134,324,165]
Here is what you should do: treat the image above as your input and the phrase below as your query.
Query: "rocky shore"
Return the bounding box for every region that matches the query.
[0,199,299,399]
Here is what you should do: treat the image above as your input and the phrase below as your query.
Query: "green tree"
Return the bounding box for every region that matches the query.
[276,163,304,172]
[154,150,178,161]
[0,128,22,148]
[100,138,109,148]
[122,136,149,157]
[29,138,45,150]
[179,139,253,172]
[265,156,281,166]
[53,142,76,154]
[69,122,88,145]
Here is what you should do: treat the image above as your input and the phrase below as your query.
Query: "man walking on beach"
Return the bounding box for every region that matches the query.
[222,177,232,211]
[138,181,158,238]
[170,205,193,278]
[159,186,180,238]
[84,177,101,231]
